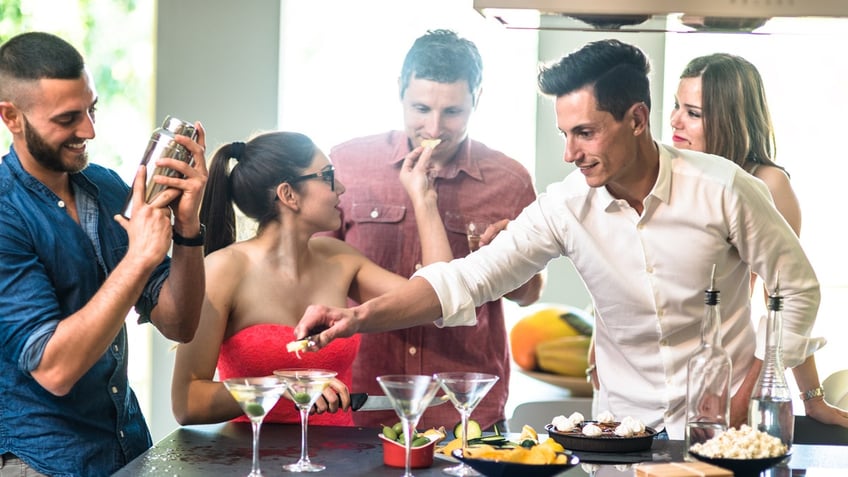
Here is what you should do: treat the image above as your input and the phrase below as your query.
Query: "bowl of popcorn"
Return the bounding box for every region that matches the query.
[688,425,790,477]
[544,411,656,453]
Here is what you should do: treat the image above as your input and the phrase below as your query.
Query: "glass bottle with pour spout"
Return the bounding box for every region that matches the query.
[749,272,794,447]
[685,264,732,449]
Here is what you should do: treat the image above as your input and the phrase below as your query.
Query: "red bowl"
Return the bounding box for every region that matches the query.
[379,433,435,468]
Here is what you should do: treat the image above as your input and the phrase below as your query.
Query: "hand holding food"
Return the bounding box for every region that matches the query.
[420,138,442,149]
[285,339,309,359]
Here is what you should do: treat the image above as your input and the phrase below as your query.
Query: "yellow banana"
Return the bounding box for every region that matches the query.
[535,335,591,377]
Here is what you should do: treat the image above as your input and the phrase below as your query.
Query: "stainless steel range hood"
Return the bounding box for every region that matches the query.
[473,0,848,33]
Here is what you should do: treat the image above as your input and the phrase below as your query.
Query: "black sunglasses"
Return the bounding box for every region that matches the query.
[287,165,335,191]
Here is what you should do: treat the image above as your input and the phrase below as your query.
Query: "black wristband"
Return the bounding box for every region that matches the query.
[173,224,205,247]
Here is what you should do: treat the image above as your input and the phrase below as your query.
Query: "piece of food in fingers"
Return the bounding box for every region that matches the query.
[420,138,441,149]
[286,339,310,359]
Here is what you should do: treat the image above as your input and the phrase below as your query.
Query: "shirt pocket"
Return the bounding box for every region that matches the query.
[443,211,468,236]
[348,203,408,274]
[443,210,485,255]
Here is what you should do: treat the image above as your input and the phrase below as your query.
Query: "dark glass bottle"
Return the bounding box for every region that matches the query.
[685,265,732,449]
[749,275,794,447]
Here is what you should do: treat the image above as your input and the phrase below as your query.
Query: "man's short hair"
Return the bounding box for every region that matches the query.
[0,32,85,105]
[537,39,651,120]
[399,29,483,103]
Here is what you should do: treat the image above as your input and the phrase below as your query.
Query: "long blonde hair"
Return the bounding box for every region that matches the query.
[680,53,782,174]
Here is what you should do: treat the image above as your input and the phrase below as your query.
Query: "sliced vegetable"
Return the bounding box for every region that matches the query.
[453,419,483,440]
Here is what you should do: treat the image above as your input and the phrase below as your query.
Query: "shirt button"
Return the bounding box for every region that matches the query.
[119,430,125,439]
[646,266,654,273]
[414,263,422,271]
[409,347,417,356]
[370,208,379,219]
[111,386,119,394]
[113,344,120,352]
[637,223,644,230]
[660,339,668,346]
[58,200,66,208]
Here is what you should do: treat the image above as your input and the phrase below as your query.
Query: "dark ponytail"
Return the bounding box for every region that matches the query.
[200,132,317,256]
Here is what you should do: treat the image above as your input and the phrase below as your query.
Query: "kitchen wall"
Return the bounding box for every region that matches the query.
[150,0,282,442]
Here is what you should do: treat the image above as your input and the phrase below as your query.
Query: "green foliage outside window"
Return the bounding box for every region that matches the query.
[0,0,153,174]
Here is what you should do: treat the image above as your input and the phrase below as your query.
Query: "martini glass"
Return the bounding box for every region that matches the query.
[435,372,499,476]
[377,375,441,477]
[223,376,287,477]
[274,369,337,472]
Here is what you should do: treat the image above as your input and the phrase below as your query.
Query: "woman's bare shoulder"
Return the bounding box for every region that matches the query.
[753,164,794,195]
[205,243,251,282]
[308,235,367,259]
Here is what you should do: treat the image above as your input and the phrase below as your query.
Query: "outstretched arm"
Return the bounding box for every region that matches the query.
[296,277,443,348]
[478,219,545,306]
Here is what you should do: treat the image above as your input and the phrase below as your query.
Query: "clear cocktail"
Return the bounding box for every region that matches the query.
[274,368,337,472]
[223,376,287,477]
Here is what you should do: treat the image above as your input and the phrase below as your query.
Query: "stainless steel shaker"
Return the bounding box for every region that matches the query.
[123,115,198,216]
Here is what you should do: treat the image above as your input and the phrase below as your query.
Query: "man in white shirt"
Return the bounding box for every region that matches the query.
[296,39,848,437]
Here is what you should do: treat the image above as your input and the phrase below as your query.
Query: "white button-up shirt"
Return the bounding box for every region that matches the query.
[416,143,821,438]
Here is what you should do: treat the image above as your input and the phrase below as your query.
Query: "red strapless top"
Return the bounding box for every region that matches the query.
[217,323,360,426]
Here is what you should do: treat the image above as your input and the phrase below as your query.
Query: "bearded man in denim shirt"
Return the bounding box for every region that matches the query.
[0,32,207,476]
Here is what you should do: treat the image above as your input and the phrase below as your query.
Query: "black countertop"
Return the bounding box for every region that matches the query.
[114,421,848,476]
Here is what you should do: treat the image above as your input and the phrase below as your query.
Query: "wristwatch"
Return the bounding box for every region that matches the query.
[585,363,597,383]
[800,386,825,402]
[172,224,206,247]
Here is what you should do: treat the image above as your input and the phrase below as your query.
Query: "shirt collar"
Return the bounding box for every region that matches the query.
[597,141,672,211]
[387,132,483,181]
[651,143,674,204]
[4,145,100,199]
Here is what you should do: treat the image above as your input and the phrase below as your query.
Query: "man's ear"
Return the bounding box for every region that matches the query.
[0,102,23,134]
[629,102,650,136]
[472,86,483,109]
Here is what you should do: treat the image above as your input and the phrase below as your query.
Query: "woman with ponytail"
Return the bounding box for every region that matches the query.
[171,131,451,426]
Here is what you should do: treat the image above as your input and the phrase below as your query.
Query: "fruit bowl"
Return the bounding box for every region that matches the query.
[379,433,436,468]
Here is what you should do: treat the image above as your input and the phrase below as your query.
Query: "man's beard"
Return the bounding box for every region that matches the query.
[23,115,88,173]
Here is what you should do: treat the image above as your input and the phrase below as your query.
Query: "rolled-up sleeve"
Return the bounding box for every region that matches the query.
[414,196,563,328]
[134,259,169,324]
[414,262,478,327]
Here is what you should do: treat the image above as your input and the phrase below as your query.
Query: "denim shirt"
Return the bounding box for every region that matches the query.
[0,147,170,477]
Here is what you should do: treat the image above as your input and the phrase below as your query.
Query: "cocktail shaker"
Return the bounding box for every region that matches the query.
[123,116,197,215]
